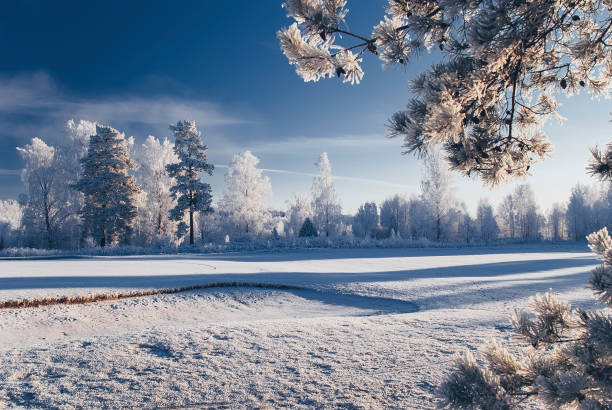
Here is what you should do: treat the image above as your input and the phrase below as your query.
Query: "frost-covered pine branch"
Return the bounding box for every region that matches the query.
[278,0,612,185]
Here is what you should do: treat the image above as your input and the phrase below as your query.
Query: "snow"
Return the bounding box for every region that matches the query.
[0,243,599,408]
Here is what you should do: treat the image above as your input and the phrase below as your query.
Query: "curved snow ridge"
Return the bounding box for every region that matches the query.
[0,282,419,315]
[0,282,302,309]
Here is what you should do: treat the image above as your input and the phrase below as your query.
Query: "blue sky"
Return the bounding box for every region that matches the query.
[0,1,610,213]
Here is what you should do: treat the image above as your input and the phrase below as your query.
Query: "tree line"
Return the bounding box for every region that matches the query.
[0,119,609,250]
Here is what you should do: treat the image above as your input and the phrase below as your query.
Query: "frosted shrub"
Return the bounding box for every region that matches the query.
[438,228,612,409]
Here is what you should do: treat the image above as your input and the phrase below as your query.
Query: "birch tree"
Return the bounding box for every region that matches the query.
[420,151,456,241]
[220,150,272,236]
[311,152,342,237]
[17,138,62,248]
[135,135,179,242]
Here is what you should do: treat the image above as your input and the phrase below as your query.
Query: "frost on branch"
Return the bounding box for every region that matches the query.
[438,226,612,408]
[278,0,612,185]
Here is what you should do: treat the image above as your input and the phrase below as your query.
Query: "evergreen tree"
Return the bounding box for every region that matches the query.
[298,217,317,237]
[166,120,214,245]
[75,125,139,247]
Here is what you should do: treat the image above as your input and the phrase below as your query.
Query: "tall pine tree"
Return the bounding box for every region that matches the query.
[75,125,139,247]
[166,120,214,245]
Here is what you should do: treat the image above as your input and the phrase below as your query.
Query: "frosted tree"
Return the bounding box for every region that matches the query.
[548,203,567,241]
[279,0,612,185]
[420,151,456,242]
[476,199,499,243]
[17,138,65,248]
[456,204,476,243]
[286,192,313,237]
[59,119,98,248]
[0,200,22,249]
[311,152,342,237]
[407,196,429,240]
[353,201,379,238]
[220,150,272,236]
[566,183,593,241]
[75,125,140,247]
[135,136,179,242]
[380,195,409,237]
[513,185,542,240]
[62,119,97,182]
[166,120,214,245]
[196,211,223,243]
[497,185,541,239]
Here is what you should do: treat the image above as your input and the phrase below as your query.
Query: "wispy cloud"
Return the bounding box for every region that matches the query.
[0,72,249,144]
[0,169,20,177]
[214,164,415,191]
[249,134,394,154]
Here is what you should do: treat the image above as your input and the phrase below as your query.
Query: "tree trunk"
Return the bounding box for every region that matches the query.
[189,208,194,245]
[43,193,52,249]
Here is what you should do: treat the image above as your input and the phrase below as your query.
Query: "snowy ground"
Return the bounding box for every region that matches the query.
[0,244,600,408]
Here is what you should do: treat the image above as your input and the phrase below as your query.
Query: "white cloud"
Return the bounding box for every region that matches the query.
[0,72,249,144]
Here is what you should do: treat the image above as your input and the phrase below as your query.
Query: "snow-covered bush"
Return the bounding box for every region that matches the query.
[438,228,612,409]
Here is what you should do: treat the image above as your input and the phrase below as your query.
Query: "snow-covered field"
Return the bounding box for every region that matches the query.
[0,244,600,408]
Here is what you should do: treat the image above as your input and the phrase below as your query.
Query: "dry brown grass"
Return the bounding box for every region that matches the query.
[0,282,301,310]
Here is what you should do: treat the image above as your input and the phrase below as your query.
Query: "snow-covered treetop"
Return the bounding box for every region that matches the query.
[17,138,55,170]
[223,150,272,207]
[66,119,97,145]
[312,152,334,195]
[278,0,612,185]
[168,120,214,175]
